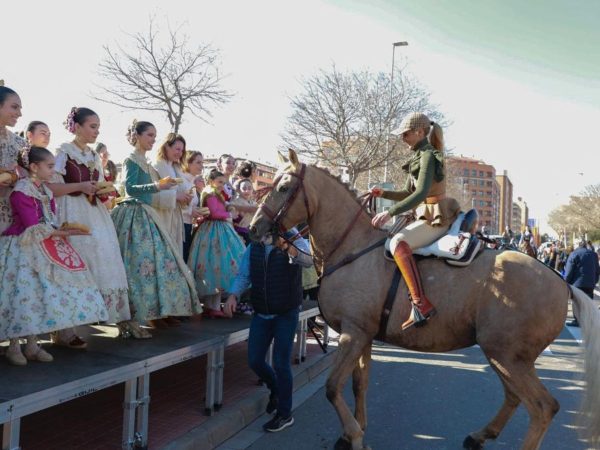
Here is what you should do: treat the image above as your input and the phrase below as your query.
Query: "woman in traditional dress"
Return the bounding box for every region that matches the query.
[51,107,131,344]
[0,85,27,235]
[230,178,257,245]
[370,112,460,330]
[111,120,201,337]
[216,154,236,202]
[152,133,193,256]
[188,169,245,318]
[181,150,209,261]
[0,146,108,365]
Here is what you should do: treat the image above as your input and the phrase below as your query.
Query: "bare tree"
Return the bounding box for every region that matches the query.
[281,65,444,187]
[95,17,232,132]
[548,184,600,236]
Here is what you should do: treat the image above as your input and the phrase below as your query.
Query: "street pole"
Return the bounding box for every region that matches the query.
[384,41,408,183]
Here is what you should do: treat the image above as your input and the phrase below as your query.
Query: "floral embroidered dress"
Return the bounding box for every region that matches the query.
[0,131,26,234]
[54,142,130,323]
[110,151,201,322]
[0,179,108,340]
[153,160,186,255]
[187,186,245,298]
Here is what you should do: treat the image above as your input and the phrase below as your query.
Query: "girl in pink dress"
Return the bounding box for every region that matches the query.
[187,169,245,318]
[0,146,108,365]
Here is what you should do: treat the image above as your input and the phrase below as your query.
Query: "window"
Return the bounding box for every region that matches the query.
[487,171,493,178]
[479,200,485,207]
[463,168,469,177]
[487,191,492,196]
[486,181,492,187]
[471,169,477,176]
[479,191,484,197]
[479,171,484,177]
[479,180,484,186]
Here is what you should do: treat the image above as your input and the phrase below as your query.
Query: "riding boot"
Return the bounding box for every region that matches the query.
[392,241,437,330]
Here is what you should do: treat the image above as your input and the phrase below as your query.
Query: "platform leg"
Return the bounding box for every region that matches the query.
[135,374,150,449]
[301,318,308,361]
[214,345,225,411]
[2,418,21,450]
[295,319,306,364]
[204,349,217,415]
[122,378,137,450]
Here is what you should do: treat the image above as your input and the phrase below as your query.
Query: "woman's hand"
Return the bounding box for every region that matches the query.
[176,191,193,204]
[158,179,178,190]
[370,187,384,198]
[371,211,392,229]
[276,237,299,257]
[223,295,237,318]
[79,181,97,195]
[0,179,12,188]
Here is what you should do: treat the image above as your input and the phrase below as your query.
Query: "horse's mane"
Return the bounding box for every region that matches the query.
[256,162,368,211]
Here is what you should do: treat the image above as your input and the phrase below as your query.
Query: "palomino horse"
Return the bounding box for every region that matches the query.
[249,150,600,450]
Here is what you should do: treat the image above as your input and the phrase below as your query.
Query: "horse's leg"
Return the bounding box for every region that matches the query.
[463,375,520,449]
[352,342,372,431]
[326,328,372,450]
[464,358,559,450]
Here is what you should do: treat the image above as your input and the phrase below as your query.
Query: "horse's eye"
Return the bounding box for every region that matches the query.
[278,185,289,193]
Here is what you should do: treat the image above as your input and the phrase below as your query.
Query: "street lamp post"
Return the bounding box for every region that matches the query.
[384,41,408,183]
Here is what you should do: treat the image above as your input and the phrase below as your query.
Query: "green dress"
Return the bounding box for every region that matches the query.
[110,152,202,321]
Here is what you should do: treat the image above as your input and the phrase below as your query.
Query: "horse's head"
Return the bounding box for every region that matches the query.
[249,149,311,241]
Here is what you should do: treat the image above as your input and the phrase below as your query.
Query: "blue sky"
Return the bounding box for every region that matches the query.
[4,0,598,232]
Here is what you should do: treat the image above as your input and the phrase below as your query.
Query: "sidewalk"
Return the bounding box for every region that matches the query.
[8,331,334,450]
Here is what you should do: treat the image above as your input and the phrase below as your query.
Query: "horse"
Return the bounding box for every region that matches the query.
[248,149,600,450]
[520,240,537,259]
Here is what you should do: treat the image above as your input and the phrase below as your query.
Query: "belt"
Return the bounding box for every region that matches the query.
[424,194,446,204]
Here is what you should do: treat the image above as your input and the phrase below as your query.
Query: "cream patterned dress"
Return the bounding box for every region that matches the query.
[0,130,26,234]
[53,143,131,323]
[153,160,186,255]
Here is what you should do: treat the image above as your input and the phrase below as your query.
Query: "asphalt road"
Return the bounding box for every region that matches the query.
[223,325,589,450]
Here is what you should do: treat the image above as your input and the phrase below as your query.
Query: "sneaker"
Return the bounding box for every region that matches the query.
[263,414,294,432]
[266,394,278,414]
[567,319,580,327]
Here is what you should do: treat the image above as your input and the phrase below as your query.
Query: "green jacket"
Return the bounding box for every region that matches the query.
[382,139,445,217]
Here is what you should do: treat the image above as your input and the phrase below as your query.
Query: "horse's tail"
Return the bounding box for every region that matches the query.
[571,285,600,445]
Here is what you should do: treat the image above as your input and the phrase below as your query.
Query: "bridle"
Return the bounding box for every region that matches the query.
[257,163,376,271]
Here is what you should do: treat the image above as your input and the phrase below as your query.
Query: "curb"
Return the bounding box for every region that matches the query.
[162,348,337,450]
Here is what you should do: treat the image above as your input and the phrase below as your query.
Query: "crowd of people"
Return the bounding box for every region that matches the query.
[0,84,310,363]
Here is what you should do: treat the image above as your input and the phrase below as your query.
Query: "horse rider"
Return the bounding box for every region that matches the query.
[370,112,460,329]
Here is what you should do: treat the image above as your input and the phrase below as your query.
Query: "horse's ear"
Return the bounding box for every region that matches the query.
[288,149,300,168]
[277,151,289,164]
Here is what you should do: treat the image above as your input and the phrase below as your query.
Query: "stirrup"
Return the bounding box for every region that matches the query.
[402,303,437,330]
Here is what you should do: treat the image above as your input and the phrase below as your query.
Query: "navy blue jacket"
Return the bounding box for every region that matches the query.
[565,247,600,289]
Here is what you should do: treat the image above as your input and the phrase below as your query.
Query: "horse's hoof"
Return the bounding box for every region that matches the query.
[334,437,352,450]
[463,435,484,450]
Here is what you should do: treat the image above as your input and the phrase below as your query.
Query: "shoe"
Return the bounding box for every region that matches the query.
[24,346,54,362]
[266,393,278,414]
[567,319,580,327]
[118,321,152,339]
[51,332,88,349]
[6,349,27,366]
[263,414,294,432]
[203,308,226,319]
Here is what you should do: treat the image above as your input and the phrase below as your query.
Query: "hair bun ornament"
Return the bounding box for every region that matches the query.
[64,107,77,133]
[0,80,4,87]
[20,143,31,169]
[126,119,139,145]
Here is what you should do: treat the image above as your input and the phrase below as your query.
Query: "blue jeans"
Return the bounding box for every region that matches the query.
[247,307,300,418]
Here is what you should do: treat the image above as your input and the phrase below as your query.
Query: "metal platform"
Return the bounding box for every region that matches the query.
[0,302,322,450]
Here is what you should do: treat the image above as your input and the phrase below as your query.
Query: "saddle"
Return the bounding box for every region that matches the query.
[384,209,484,267]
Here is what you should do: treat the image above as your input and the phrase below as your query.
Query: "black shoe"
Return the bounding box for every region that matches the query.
[263,414,294,432]
[266,394,278,414]
[567,319,580,327]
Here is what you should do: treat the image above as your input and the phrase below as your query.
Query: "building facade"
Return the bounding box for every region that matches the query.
[512,197,529,232]
[495,170,514,233]
[446,156,500,233]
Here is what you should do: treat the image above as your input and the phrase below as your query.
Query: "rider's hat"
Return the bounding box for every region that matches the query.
[392,112,432,136]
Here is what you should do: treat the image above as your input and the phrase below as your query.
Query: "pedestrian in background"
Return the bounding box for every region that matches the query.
[565,238,600,327]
